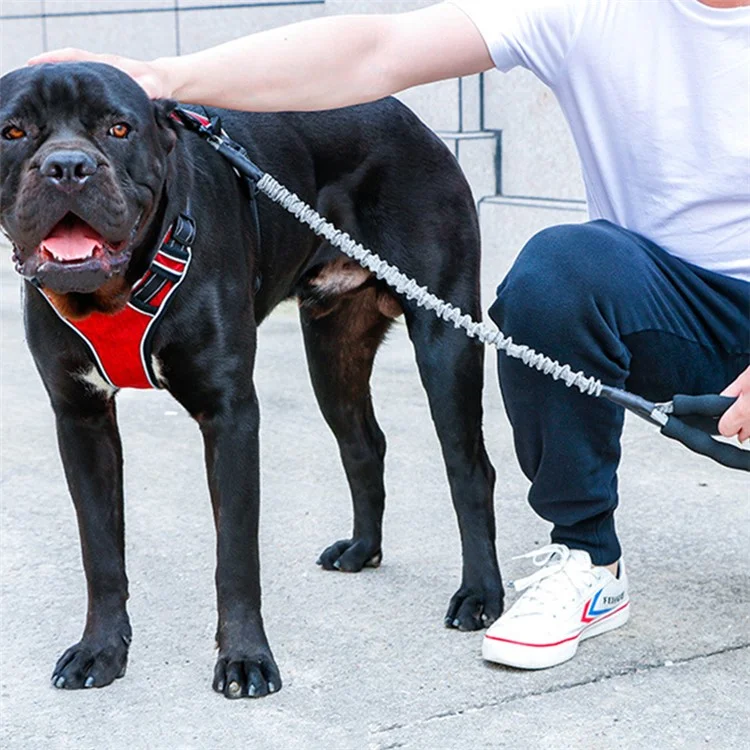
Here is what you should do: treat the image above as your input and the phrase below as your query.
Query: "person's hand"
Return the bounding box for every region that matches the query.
[718,365,750,443]
[27,48,170,99]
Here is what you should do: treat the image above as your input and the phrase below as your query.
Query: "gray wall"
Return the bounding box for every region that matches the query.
[0,0,587,292]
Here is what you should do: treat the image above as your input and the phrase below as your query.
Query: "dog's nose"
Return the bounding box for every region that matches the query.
[40,150,98,189]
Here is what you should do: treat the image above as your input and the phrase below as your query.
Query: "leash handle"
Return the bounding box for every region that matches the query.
[603,388,749,471]
[669,394,737,435]
[663,394,749,472]
[661,413,749,472]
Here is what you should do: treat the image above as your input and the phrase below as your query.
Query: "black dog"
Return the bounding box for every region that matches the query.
[0,62,503,699]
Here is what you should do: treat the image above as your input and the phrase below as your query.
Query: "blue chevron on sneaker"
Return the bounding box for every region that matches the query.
[482,543,630,669]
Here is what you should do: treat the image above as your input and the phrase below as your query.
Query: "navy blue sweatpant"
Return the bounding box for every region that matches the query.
[489,220,750,565]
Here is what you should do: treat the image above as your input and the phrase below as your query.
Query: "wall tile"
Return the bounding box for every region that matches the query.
[396,79,458,133]
[0,18,45,74]
[178,0,323,7]
[440,132,498,202]
[484,68,584,201]
[177,3,322,53]
[459,75,482,132]
[1,0,44,16]
[42,1,173,13]
[44,10,177,58]
[324,0,432,12]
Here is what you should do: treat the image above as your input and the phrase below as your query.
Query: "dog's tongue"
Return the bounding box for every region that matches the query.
[42,217,103,261]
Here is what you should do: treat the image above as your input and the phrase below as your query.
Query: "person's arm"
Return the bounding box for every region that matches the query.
[719,366,750,443]
[27,2,492,110]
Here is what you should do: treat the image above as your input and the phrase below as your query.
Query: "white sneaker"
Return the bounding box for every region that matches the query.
[482,543,630,669]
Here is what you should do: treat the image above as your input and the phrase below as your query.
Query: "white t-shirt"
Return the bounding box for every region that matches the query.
[451,0,750,282]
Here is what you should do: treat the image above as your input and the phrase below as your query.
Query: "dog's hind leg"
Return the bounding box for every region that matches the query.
[299,285,393,572]
[403,304,504,631]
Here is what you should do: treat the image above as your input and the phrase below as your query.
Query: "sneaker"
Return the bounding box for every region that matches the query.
[482,543,630,669]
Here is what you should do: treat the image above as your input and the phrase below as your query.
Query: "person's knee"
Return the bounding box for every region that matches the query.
[489,221,632,331]
[505,222,630,297]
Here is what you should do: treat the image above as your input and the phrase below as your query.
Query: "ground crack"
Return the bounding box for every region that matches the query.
[370,642,749,736]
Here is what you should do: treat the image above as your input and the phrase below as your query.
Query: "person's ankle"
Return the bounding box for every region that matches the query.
[601,560,619,577]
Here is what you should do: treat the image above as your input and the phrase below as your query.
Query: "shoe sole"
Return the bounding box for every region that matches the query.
[482,601,630,670]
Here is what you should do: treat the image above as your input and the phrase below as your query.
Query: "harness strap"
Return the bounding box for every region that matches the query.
[130,214,195,314]
[172,107,263,291]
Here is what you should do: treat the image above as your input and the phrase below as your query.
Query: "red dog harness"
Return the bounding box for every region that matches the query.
[40,213,196,389]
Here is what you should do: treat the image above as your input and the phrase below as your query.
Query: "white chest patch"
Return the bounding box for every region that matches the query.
[75,366,117,399]
[151,355,168,388]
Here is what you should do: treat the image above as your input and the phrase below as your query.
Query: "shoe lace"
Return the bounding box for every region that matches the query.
[509,544,596,616]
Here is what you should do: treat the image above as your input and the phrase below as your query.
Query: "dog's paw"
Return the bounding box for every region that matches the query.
[212,653,281,699]
[316,537,382,572]
[51,634,130,690]
[444,581,504,632]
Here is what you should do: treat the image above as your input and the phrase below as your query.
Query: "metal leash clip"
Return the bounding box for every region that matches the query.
[600,387,748,471]
[172,106,265,183]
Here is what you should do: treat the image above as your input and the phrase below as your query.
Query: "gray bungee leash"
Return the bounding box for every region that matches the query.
[172,107,749,472]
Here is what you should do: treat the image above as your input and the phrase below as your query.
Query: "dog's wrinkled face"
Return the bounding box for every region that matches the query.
[0,63,176,296]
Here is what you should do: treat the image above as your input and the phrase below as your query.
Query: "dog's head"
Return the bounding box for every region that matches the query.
[0,62,179,306]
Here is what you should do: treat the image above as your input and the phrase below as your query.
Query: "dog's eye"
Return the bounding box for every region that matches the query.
[2,126,26,141]
[108,123,131,139]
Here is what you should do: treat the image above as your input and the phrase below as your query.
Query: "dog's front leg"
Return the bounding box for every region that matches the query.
[50,396,131,690]
[197,388,281,699]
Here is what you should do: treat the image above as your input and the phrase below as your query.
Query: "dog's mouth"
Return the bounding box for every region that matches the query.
[14,212,142,294]
[39,212,123,263]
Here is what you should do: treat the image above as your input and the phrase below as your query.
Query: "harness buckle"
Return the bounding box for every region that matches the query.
[171,214,197,247]
[208,116,223,136]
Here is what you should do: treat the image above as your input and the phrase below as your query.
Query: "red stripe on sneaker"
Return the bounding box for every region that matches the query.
[484,601,630,648]
[484,632,581,648]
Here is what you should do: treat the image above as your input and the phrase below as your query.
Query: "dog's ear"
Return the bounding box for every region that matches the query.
[152,98,180,154]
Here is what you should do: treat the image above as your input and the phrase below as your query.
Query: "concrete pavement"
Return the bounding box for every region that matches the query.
[1,255,748,749]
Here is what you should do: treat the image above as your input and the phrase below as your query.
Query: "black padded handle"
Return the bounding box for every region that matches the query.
[670,394,737,434]
[661,415,749,471]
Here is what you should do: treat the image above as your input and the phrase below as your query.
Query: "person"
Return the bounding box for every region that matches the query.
[29,0,750,670]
